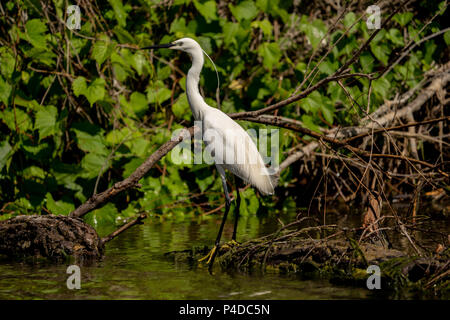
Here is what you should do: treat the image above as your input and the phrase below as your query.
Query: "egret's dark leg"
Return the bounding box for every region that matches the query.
[199,166,231,268]
[207,169,231,268]
[232,177,241,242]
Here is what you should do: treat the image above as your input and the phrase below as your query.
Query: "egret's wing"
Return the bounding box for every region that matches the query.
[203,109,275,195]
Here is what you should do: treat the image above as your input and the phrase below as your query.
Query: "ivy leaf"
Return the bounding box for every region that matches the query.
[24,48,56,66]
[251,19,272,37]
[394,12,413,27]
[302,91,322,113]
[81,153,109,179]
[193,0,218,22]
[73,129,108,156]
[91,35,114,65]
[85,78,106,106]
[301,114,321,133]
[0,76,12,105]
[72,76,87,97]
[387,28,404,46]
[320,103,335,125]
[25,19,47,48]
[108,0,127,27]
[300,18,327,49]
[257,42,281,70]
[0,47,16,79]
[0,140,13,171]
[129,91,148,116]
[444,30,450,45]
[196,174,215,192]
[131,51,148,76]
[35,105,58,140]
[370,42,390,65]
[373,77,390,99]
[172,93,191,120]
[147,87,172,104]
[84,203,118,227]
[45,193,75,216]
[229,1,258,21]
[343,12,357,31]
[1,108,32,132]
[73,77,106,106]
[223,22,239,46]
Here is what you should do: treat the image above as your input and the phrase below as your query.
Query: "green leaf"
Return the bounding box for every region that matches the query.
[108,0,127,27]
[230,1,258,21]
[370,42,390,65]
[72,76,87,97]
[172,93,191,120]
[443,30,450,45]
[0,140,13,171]
[373,77,390,99]
[86,78,106,106]
[81,153,109,179]
[170,17,187,34]
[73,77,106,106]
[91,35,114,65]
[0,108,32,132]
[320,103,335,125]
[300,18,327,49]
[343,12,357,31]
[0,76,12,105]
[251,20,272,37]
[25,19,47,48]
[131,51,148,76]
[359,52,375,73]
[257,42,282,70]
[394,12,413,27]
[301,115,321,133]
[24,48,56,66]
[45,193,75,216]
[35,105,58,140]
[129,91,148,116]
[302,91,322,113]
[84,203,118,227]
[73,129,108,156]
[222,22,239,46]
[387,28,404,46]
[0,47,16,79]
[193,0,218,22]
[147,87,172,104]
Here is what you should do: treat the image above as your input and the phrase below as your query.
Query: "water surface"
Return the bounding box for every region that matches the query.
[0,203,446,299]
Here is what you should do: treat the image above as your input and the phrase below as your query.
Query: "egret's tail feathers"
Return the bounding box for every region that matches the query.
[248,165,278,196]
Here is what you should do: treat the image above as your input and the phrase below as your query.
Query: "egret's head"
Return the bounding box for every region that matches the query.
[143,37,202,58]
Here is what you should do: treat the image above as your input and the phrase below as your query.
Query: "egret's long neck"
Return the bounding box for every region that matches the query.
[186,50,208,120]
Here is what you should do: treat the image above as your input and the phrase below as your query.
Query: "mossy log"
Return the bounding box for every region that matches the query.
[0,215,104,261]
[166,238,449,297]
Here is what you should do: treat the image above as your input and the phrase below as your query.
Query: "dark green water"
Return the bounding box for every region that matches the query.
[0,203,446,300]
[0,212,373,300]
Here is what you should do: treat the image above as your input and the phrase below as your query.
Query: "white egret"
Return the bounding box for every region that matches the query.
[144,38,276,267]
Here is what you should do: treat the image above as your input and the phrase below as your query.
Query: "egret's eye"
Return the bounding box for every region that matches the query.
[177,41,183,46]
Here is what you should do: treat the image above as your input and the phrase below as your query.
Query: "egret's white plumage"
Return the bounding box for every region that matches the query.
[170,38,275,195]
[146,37,276,266]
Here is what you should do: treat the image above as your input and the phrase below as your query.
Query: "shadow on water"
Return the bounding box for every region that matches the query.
[0,201,447,299]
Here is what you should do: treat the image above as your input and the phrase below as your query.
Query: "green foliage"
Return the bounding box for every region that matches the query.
[0,0,447,228]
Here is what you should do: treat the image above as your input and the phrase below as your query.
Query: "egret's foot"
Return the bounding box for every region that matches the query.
[198,245,218,264]
[222,239,240,250]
